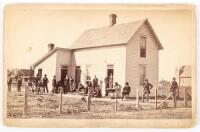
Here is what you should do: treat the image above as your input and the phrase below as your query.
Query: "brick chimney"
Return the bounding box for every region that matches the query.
[109,14,117,26]
[48,43,54,52]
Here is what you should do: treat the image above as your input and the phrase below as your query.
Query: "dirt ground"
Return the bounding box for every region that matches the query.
[7,86,192,119]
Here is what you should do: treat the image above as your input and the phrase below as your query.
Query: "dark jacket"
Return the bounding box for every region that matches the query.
[43,77,49,85]
[171,81,178,92]
[123,86,131,94]
[143,83,153,94]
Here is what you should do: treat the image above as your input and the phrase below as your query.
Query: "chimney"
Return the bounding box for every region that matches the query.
[48,43,54,52]
[109,14,117,26]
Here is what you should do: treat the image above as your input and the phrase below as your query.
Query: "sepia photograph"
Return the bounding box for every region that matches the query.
[3,4,196,127]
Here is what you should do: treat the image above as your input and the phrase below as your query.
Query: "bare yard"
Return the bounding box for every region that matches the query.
[7,87,192,119]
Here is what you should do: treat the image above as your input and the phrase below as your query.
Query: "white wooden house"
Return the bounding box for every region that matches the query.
[32,14,163,96]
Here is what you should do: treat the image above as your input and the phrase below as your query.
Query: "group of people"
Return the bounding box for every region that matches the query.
[28,74,50,94]
[7,75,22,92]
[7,72,179,106]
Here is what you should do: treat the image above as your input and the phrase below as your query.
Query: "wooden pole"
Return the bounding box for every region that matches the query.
[23,85,28,116]
[59,87,63,114]
[136,86,139,110]
[155,88,157,109]
[115,89,118,111]
[87,87,91,111]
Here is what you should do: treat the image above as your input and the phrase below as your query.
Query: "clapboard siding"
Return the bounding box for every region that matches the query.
[56,50,72,81]
[34,52,57,92]
[126,22,159,96]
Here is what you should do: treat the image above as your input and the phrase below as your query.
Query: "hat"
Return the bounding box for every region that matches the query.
[44,74,47,76]
[145,79,148,81]
[125,82,129,85]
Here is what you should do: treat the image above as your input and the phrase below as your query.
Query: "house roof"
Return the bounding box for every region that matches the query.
[179,65,192,78]
[32,47,70,68]
[70,18,163,50]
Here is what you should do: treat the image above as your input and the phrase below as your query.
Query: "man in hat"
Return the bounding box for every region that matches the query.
[170,77,178,107]
[142,79,153,103]
[92,75,98,90]
[64,75,69,94]
[122,82,131,100]
[42,74,49,93]
[34,74,40,94]
[17,77,22,92]
[7,75,12,91]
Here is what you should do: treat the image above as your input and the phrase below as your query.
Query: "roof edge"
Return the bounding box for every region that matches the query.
[32,47,71,68]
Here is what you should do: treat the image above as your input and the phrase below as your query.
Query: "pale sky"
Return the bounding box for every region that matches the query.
[4,4,195,81]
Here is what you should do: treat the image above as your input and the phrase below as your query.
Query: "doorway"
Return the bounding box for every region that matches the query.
[107,65,114,88]
[61,66,68,82]
[107,65,114,77]
[75,66,81,84]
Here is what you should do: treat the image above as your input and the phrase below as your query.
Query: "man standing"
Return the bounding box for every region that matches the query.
[122,82,131,100]
[42,74,49,93]
[69,76,74,92]
[109,74,113,88]
[170,77,178,107]
[92,75,98,90]
[64,75,69,94]
[35,74,40,94]
[142,79,153,103]
[17,77,22,92]
[7,75,12,91]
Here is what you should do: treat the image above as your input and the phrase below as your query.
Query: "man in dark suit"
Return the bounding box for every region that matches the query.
[170,77,178,107]
[142,79,153,103]
[7,75,12,91]
[17,77,22,92]
[92,75,98,90]
[122,82,131,100]
[42,74,49,93]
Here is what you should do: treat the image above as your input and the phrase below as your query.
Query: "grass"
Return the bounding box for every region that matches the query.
[7,86,192,119]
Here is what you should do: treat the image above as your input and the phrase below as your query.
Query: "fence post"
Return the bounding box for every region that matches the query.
[136,86,139,110]
[115,90,118,111]
[87,87,91,111]
[59,87,63,114]
[184,87,187,107]
[23,85,28,116]
[155,88,158,109]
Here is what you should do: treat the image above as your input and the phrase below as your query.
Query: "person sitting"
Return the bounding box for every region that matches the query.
[71,82,77,92]
[77,82,84,92]
[122,82,131,100]
[93,85,102,98]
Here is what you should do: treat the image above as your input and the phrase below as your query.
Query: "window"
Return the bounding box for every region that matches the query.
[140,36,146,57]
[38,69,42,78]
[139,65,146,85]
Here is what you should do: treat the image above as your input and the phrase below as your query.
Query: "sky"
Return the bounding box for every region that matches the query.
[4,4,195,81]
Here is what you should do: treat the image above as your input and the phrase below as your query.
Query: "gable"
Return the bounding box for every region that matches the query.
[131,21,162,50]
